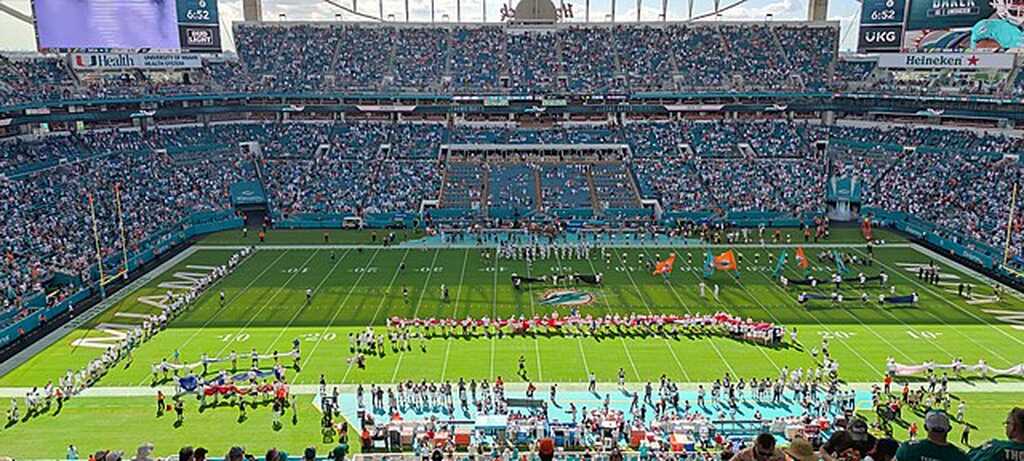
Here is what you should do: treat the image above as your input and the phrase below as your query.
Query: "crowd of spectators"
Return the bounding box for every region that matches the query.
[0,54,73,106]
[0,22,836,99]
[52,406,1024,461]
[4,119,1024,324]
[235,24,340,92]
[13,22,1024,104]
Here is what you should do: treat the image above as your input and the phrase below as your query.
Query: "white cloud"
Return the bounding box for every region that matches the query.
[714,0,806,21]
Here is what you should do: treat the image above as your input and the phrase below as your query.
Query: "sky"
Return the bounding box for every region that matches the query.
[0,0,863,52]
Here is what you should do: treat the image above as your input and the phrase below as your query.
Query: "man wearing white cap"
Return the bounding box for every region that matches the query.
[896,411,969,461]
[968,407,1024,461]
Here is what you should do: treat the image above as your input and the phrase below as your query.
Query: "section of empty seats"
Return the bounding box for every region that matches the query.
[539,163,593,213]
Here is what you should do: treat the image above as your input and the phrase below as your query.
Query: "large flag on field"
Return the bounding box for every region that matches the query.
[652,253,676,276]
[713,250,738,271]
[795,247,810,270]
[834,251,849,274]
[772,250,789,278]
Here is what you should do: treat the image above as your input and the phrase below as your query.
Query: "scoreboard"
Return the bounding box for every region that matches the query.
[34,0,221,53]
[176,0,222,52]
[858,0,1002,52]
[858,0,907,52]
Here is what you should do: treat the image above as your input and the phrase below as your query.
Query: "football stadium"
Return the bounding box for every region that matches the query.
[2,0,1024,460]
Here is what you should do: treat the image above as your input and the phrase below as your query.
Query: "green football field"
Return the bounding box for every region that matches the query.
[1,228,1023,459]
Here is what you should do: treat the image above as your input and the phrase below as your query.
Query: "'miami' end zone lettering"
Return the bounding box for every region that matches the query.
[71,266,217,350]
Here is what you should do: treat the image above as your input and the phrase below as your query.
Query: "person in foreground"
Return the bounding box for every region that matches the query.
[896,411,969,461]
[968,407,1024,461]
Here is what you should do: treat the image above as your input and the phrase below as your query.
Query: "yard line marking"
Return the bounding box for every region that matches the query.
[850,248,1019,364]
[295,248,383,385]
[753,259,880,374]
[548,248,592,380]
[340,249,411,384]
[194,243,917,251]
[133,250,292,386]
[9,379,1024,398]
[440,249,470,381]
[176,250,290,350]
[581,250,642,381]
[803,253,959,363]
[490,248,498,380]
[772,253,917,363]
[390,248,442,383]
[637,247,740,378]
[262,249,352,354]
[522,253,545,382]
[611,249,693,380]
[209,250,321,359]
[670,246,794,374]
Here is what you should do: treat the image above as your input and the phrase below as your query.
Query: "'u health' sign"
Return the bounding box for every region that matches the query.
[70,53,203,70]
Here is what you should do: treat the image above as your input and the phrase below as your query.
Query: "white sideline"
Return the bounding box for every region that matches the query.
[1,381,1023,398]
[194,243,915,251]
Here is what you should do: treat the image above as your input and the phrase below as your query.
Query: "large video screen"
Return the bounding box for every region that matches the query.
[33,0,221,53]
[858,0,1021,52]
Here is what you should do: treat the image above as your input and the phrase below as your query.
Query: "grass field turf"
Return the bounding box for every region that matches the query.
[1,228,1023,458]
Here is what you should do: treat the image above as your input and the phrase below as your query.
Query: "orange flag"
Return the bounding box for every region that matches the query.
[795,247,810,269]
[652,253,676,276]
[713,250,737,271]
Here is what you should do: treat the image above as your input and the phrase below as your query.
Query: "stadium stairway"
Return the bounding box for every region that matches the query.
[585,165,601,215]
[534,167,543,212]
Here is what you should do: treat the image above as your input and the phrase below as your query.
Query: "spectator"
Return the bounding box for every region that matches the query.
[226,447,245,461]
[822,418,879,460]
[330,439,348,461]
[178,446,193,461]
[736,433,785,461]
[133,443,154,461]
[896,411,969,461]
[967,407,1024,461]
[867,439,901,461]
[785,437,821,461]
[538,437,555,461]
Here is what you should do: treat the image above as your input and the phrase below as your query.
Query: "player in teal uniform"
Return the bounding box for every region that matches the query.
[972,0,1024,49]
[972,18,1023,49]
[968,408,1024,461]
[897,411,969,461]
